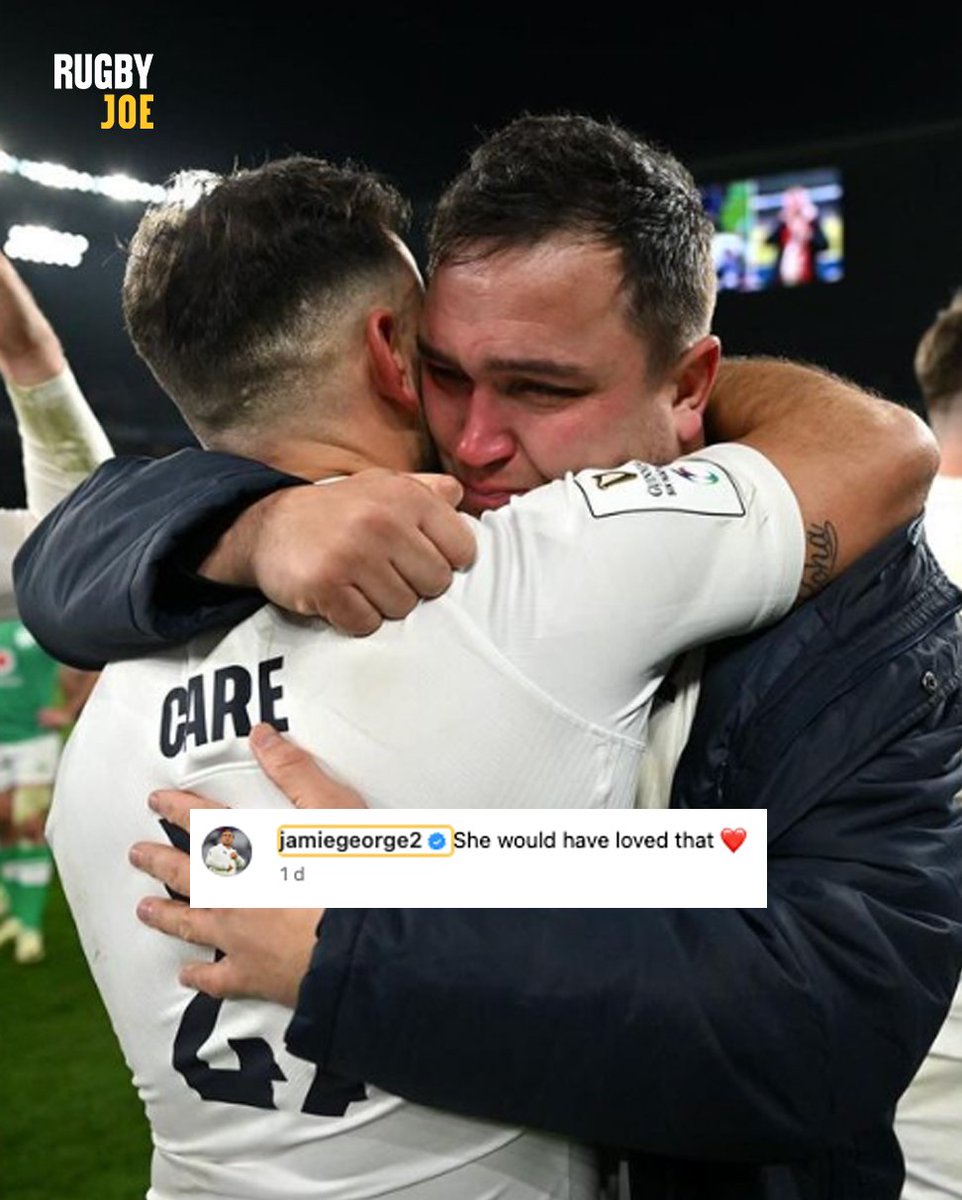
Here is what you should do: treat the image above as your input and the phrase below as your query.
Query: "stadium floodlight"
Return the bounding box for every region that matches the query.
[100,173,150,202]
[0,151,165,204]
[4,224,90,268]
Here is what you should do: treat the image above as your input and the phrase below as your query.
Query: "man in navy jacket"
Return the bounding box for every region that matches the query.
[21,464,962,1199]
[15,116,962,1198]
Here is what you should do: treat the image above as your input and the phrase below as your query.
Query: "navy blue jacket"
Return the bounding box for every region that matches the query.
[15,451,962,1199]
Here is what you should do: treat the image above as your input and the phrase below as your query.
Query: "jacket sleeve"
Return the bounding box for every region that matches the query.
[285,544,962,1162]
[288,811,962,1161]
[13,449,302,668]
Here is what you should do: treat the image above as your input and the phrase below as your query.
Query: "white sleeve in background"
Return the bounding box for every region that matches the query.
[635,646,704,809]
[5,362,113,517]
[457,442,805,733]
[925,475,962,588]
[0,508,35,620]
[0,362,114,618]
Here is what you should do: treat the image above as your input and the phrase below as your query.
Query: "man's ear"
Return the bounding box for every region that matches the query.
[670,335,721,450]
[366,308,420,416]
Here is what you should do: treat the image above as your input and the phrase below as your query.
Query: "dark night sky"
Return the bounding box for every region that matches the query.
[4,13,962,200]
[2,11,962,498]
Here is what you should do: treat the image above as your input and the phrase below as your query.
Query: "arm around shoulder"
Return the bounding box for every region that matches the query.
[14,450,300,667]
[709,358,939,599]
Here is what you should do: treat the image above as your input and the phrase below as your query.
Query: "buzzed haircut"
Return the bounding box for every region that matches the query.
[123,156,411,436]
[916,291,962,416]
[429,114,716,373]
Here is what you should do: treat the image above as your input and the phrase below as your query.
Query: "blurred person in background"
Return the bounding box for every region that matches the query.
[0,251,111,965]
[897,292,962,1199]
[765,186,828,287]
[0,249,113,618]
[0,619,95,963]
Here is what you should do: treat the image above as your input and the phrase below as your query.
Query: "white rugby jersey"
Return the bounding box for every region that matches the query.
[897,472,962,1199]
[49,443,803,1200]
[203,842,246,874]
[0,508,34,621]
[925,473,962,587]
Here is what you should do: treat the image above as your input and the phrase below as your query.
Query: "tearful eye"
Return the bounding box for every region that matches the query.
[506,381,590,400]
[426,363,470,388]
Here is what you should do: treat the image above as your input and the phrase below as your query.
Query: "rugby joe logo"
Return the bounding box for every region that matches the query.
[53,53,154,130]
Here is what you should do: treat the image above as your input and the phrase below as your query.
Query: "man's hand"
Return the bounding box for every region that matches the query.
[249,722,366,808]
[200,469,477,635]
[130,726,365,896]
[131,788,224,899]
[136,895,321,1007]
[131,725,364,1003]
[132,782,321,1007]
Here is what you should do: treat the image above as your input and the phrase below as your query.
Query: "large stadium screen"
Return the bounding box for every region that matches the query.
[700,167,844,292]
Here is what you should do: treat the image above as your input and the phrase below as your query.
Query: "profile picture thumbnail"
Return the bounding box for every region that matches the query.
[202,826,252,876]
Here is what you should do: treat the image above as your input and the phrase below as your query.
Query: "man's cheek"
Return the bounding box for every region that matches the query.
[421,390,448,446]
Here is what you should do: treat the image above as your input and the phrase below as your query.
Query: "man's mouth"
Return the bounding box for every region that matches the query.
[461,484,527,512]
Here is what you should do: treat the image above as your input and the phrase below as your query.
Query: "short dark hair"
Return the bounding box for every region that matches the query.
[124,156,411,435]
[428,114,715,372]
[915,291,962,415]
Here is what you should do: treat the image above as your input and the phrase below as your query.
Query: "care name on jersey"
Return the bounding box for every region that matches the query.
[159,656,288,758]
[575,458,746,519]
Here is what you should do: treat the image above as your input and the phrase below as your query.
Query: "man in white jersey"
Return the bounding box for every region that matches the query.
[0,250,113,618]
[896,293,962,1199]
[204,828,247,875]
[47,153,931,1200]
[0,250,112,944]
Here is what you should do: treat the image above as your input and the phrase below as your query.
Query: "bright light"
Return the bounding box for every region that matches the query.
[0,151,165,203]
[4,225,90,268]
[165,170,221,210]
[100,173,147,202]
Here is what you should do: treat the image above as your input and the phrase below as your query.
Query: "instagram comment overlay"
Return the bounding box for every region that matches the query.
[190,809,767,908]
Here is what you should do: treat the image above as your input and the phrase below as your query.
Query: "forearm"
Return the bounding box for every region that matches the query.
[708,358,938,594]
[0,253,65,385]
[6,367,114,516]
[0,255,114,513]
[708,358,889,445]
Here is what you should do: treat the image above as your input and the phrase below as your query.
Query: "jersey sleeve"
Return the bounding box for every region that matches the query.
[457,442,804,729]
[1,364,113,624]
[5,364,114,517]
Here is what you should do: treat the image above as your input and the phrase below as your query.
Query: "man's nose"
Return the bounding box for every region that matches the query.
[454,391,515,469]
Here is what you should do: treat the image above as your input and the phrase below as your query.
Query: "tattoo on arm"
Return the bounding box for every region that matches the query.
[799,520,839,600]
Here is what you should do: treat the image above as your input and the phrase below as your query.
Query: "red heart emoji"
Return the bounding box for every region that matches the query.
[721,827,747,853]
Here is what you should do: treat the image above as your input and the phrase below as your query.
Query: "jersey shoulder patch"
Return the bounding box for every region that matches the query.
[574,458,746,519]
